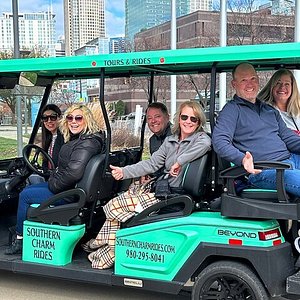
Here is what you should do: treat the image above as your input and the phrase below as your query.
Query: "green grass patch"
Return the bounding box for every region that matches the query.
[142,152,150,160]
[0,137,19,159]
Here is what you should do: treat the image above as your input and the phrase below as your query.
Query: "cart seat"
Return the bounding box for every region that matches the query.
[125,153,210,228]
[27,153,110,228]
[219,160,300,220]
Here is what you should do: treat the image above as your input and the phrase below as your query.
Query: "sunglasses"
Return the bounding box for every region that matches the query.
[180,114,199,123]
[41,114,58,122]
[66,115,84,122]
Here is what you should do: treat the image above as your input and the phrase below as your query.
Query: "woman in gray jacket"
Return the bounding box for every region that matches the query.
[85,100,211,269]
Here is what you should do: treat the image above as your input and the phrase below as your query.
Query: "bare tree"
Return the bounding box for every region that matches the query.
[50,81,79,106]
[227,0,293,45]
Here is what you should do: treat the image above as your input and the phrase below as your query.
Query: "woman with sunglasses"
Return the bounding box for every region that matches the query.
[40,104,64,166]
[29,104,64,184]
[6,104,105,255]
[84,100,211,269]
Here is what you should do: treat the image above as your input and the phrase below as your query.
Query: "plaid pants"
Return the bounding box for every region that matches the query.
[87,186,159,269]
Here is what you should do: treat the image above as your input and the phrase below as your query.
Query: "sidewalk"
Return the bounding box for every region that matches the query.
[0,125,31,143]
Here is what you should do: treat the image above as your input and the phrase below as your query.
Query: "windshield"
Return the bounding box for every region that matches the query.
[0,84,45,159]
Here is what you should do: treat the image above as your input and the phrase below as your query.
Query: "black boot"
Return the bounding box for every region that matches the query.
[5,237,23,255]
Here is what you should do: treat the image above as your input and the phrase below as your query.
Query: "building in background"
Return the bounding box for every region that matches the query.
[55,36,66,57]
[125,0,212,41]
[271,0,294,15]
[134,5,294,50]
[109,37,127,53]
[74,37,128,101]
[64,0,106,56]
[100,5,295,113]
[0,11,56,56]
[189,0,212,11]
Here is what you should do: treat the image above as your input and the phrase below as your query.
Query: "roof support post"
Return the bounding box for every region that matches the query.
[219,0,227,111]
[170,0,177,121]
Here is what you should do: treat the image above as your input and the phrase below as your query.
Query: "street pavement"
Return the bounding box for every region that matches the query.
[0,269,296,300]
[0,270,187,300]
[0,125,30,142]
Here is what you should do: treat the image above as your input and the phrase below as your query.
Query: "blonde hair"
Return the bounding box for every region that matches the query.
[60,104,100,142]
[258,69,300,117]
[172,100,206,136]
[87,102,106,130]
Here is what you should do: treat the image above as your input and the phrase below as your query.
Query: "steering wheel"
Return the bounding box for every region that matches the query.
[22,144,55,178]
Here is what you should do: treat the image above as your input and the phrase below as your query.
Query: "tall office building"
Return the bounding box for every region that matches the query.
[125,0,212,40]
[0,11,56,56]
[64,0,106,56]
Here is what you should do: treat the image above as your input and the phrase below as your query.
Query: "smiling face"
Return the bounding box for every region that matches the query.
[272,74,292,110]
[179,106,199,140]
[66,108,86,135]
[146,107,169,135]
[232,63,259,103]
[42,109,60,134]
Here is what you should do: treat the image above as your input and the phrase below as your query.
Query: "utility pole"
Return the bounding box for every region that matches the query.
[12,0,23,156]
[170,0,176,121]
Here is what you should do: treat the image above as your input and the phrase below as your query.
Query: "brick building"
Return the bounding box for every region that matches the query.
[89,8,295,115]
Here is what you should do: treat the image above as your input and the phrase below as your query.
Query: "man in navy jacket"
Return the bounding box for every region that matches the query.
[212,63,300,197]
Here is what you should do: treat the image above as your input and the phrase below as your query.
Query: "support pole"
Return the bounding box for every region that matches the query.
[219,0,227,111]
[294,1,300,86]
[12,0,23,156]
[170,0,176,121]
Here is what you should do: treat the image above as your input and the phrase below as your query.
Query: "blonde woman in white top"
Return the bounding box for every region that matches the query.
[258,69,300,134]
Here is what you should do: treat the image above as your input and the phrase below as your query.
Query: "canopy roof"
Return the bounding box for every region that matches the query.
[0,42,300,81]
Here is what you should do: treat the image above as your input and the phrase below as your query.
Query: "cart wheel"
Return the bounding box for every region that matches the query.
[192,260,269,300]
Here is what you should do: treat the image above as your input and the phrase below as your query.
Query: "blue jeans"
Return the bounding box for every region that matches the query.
[16,182,54,235]
[248,153,300,198]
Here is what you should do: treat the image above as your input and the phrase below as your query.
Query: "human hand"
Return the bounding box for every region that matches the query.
[140,175,152,184]
[242,151,262,174]
[110,165,124,180]
[169,162,181,177]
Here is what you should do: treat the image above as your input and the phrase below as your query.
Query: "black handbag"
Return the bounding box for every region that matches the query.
[154,174,171,199]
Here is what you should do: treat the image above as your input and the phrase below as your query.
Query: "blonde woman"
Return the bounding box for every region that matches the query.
[258,69,300,134]
[85,100,211,269]
[6,104,105,255]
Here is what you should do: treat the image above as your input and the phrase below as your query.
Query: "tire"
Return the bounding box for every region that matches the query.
[192,260,269,300]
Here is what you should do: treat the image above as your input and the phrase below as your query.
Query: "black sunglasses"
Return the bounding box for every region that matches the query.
[66,115,84,122]
[180,114,199,123]
[41,114,58,122]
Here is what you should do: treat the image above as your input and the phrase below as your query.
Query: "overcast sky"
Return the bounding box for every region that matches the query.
[0,0,125,39]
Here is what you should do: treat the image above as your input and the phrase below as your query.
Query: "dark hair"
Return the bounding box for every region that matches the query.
[146,102,169,116]
[41,104,61,151]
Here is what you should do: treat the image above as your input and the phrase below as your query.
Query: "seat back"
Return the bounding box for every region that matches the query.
[181,153,210,198]
[27,153,108,227]
[75,153,106,204]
